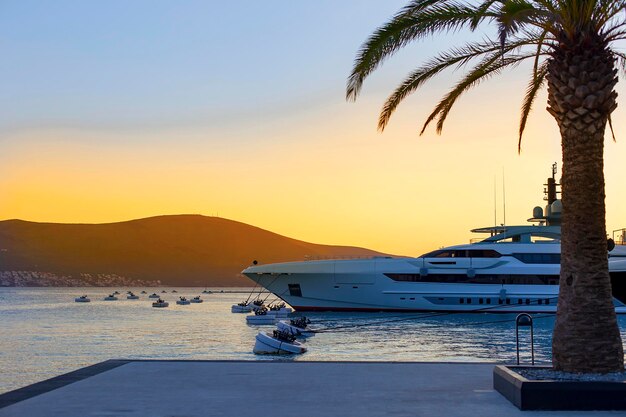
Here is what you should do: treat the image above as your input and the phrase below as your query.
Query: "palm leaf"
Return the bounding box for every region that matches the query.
[518,60,548,151]
[378,38,539,130]
[347,1,496,100]
[420,52,535,135]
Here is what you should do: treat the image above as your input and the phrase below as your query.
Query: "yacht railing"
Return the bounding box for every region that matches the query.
[303,255,395,261]
[613,228,626,245]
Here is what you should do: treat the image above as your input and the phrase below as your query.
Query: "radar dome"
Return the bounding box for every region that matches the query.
[533,206,543,218]
[551,199,563,214]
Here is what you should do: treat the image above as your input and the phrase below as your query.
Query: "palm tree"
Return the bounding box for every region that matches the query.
[347,0,625,373]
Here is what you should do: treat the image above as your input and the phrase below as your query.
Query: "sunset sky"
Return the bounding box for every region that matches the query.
[2,1,626,256]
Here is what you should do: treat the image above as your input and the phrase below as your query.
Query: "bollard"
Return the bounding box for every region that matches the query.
[516,313,534,365]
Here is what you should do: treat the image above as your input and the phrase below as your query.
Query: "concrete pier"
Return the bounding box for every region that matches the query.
[0,360,622,416]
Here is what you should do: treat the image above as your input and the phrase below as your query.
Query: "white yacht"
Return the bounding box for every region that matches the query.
[242,169,626,313]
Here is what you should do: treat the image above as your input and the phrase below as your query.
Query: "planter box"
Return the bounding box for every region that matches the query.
[493,365,626,410]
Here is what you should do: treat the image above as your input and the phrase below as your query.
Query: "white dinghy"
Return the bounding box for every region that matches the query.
[148,293,160,299]
[231,301,252,313]
[253,330,307,354]
[190,296,203,303]
[266,303,293,318]
[176,297,191,305]
[75,295,91,303]
[246,308,277,325]
[276,317,316,337]
[104,294,118,301]
[152,298,169,308]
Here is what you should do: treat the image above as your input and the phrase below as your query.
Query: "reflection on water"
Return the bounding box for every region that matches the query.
[1,287,625,393]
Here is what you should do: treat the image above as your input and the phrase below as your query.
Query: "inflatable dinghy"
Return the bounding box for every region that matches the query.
[253,330,307,354]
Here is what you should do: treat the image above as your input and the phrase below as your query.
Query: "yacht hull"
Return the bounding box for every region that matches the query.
[242,257,626,314]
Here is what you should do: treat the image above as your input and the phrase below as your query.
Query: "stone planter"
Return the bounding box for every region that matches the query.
[493,365,626,410]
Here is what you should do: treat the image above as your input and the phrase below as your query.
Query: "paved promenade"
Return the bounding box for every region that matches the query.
[0,360,623,417]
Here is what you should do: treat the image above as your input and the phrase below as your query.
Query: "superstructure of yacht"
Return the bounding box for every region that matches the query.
[242,166,626,313]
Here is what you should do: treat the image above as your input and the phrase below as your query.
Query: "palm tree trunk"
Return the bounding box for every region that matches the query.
[547,36,624,373]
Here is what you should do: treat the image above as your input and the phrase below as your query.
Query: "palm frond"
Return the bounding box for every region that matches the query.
[497,0,541,51]
[518,60,548,152]
[378,38,539,130]
[420,52,536,135]
[347,0,496,101]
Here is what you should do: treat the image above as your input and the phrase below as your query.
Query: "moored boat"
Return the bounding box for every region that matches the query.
[253,330,307,354]
[246,308,277,325]
[75,295,91,303]
[190,296,203,303]
[232,302,252,313]
[152,298,169,308]
[104,294,118,301]
[276,317,315,337]
[176,297,191,305]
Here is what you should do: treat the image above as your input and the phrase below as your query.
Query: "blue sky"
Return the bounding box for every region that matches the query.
[0,1,424,133]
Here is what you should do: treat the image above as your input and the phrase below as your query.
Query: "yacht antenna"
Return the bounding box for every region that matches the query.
[493,175,497,231]
[502,168,506,227]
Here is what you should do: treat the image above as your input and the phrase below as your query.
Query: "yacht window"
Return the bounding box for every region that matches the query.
[518,299,523,304]
[545,299,550,305]
[384,273,559,285]
[525,298,531,304]
[460,298,464,304]
[538,299,543,305]
[467,250,502,258]
[479,298,483,304]
[467,298,472,304]
[506,299,511,304]
[288,284,302,297]
[486,298,491,304]
[512,253,561,264]
[498,299,503,304]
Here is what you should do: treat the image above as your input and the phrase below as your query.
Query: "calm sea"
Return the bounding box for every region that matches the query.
[2,287,626,394]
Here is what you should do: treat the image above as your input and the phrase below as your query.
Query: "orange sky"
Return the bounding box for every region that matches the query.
[3,80,626,256]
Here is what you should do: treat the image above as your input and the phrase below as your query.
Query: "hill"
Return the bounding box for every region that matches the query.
[0,215,392,286]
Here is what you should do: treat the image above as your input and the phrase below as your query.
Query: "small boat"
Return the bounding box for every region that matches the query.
[176,297,191,305]
[148,293,159,298]
[277,317,316,337]
[202,289,212,294]
[127,292,139,300]
[266,303,292,317]
[140,291,147,294]
[75,295,91,303]
[253,330,307,354]
[246,308,277,325]
[113,291,120,295]
[190,296,203,303]
[161,290,167,293]
[172,290,178,293]
[104,294,118,301]
[152,298,169,308]
[231,301,252,313]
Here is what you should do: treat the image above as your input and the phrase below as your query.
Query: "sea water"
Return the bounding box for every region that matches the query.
[2,287,625,394]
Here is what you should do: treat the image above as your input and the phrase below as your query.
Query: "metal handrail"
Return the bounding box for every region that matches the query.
[516,313,535,365]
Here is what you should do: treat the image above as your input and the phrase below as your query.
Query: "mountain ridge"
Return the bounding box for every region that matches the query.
[0,215,394,286]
